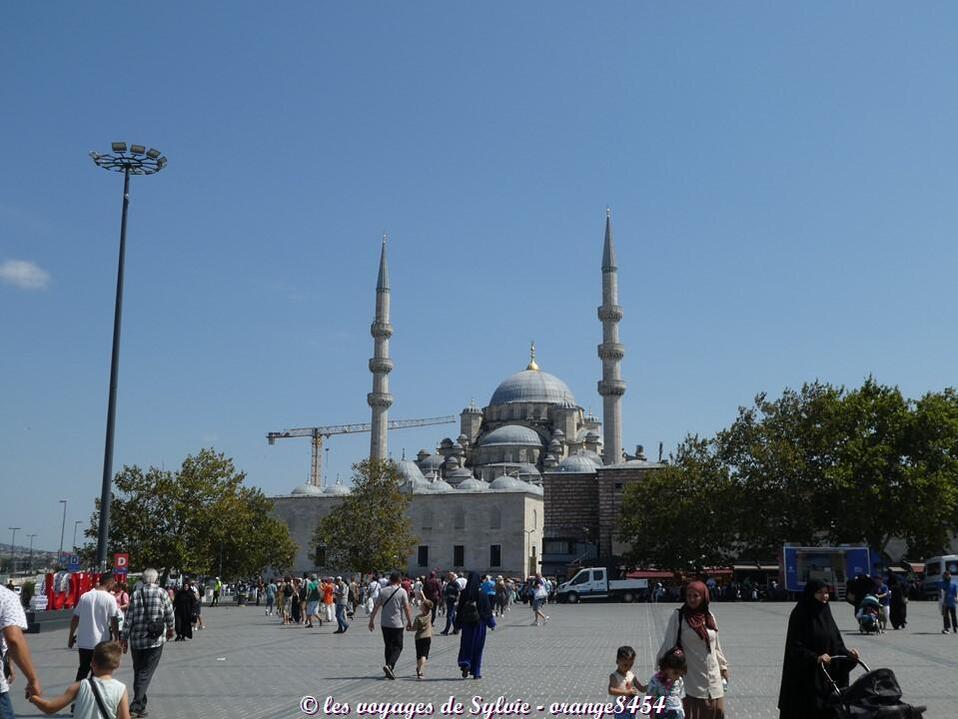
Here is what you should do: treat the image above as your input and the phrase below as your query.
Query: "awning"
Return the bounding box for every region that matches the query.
[626,570,675,579]
[732,564,780,572]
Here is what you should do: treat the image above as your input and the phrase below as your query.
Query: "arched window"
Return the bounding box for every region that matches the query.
[489,507,502,530]
[533,508,538,529]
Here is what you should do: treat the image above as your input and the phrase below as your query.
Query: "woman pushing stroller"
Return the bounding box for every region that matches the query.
[778,580,860,719]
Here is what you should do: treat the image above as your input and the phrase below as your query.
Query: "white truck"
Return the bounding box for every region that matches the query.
[556,566,648,603]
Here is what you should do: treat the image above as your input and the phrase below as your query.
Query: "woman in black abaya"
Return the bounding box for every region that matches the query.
[778,580,860,719]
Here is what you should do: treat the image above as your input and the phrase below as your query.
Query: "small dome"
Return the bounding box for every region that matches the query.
[553,429,565,437]
[516,463,541,477]
[576,449,603,466]
[551,454,598,474]
[430,477,455,492]
[446,466,475,481]
[452,441,463,450]
[440,437,454,448]
[489,475,526,491]
[325,482,350,496]
[457,478,489,491]
[489,369,576,406]
[418,454,444,472]
[291,483,323,496]
[479,424,543,447]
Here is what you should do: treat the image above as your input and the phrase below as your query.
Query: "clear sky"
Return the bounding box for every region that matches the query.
[2,3,957,553]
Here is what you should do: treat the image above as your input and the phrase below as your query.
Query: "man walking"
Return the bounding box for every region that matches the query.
[423,571,442,624]
[1,584,41,718]
[333,576,350,633]
[368,571,413,679]
[940,570,957,634]
[211,578,221,607]
[440,572,460,635]
[121,568,175,718]
[68,573,120,683]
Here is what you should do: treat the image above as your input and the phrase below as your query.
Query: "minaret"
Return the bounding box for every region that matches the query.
[368,235,394,461]
[597,209,626,464]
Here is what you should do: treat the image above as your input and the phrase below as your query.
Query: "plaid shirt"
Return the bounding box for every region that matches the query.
[121,583,174,650]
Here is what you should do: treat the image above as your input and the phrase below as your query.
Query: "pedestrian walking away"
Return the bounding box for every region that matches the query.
[121,568,175,718]
[440,572,460,635]
[173,581,197,641]
[69,574,121,684]
[29,640,130,719]
[656,581,728,719]
[455,571,496,680]
[334,577,350,633]
[367,571,414,680]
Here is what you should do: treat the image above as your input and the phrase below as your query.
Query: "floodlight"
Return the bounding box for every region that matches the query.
[130,144,146,155]
[111,142,127,152]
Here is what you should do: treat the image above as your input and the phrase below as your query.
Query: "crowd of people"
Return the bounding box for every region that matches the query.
[2,566,949,719]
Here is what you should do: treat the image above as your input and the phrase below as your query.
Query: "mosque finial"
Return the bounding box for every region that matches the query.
[526,340,540,371]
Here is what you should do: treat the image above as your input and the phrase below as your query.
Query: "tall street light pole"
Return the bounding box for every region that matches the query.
[26,534,37,574]
[8,528,20,575]
[57,500,67,570]
[90,143,167,572]
[73,521,83,552]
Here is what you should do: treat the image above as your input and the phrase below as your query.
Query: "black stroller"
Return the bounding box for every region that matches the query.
[821,655,926,718]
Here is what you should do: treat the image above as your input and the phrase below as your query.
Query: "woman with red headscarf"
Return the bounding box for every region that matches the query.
[656,581,729,719]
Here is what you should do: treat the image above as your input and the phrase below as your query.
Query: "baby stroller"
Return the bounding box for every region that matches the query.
[821,655,925,718]
[857,595,883,634]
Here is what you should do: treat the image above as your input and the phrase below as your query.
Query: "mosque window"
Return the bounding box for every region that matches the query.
[453,545,465,566]
[314,545,327,566]
[454,509,466,530]
[490,544,501,568]
[533,509,538,528]
[489,507,501,530]
[421,509,433,530]
[417,546,429,567]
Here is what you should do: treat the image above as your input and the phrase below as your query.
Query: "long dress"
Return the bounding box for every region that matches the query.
[173,588,196,639]
[778,594,850,719]
[455,590,496,678]
[889,583,907,629]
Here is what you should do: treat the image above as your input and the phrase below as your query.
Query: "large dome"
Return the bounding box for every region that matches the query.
[479,424,543,447]
[489,369,576,406]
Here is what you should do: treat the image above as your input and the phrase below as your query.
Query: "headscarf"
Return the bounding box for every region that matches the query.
[681,580,717,650]
[798,580,828,616]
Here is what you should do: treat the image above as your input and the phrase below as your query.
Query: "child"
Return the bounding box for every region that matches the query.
[30,640,130,719]
[608,645,647,719]
[646,647,687,719]
[408,599,433,678]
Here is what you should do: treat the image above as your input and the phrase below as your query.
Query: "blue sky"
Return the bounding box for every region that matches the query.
[3,3,957,553]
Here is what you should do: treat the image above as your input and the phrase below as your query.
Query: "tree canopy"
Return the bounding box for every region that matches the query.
[82,448,297,578]
[312,459,417,575]
[619,379,958,569]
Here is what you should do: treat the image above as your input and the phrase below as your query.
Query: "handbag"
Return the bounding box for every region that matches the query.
[461,599,480,624]
[137,589,165,639]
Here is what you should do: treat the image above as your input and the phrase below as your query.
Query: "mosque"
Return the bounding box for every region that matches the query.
[271,212,665,577]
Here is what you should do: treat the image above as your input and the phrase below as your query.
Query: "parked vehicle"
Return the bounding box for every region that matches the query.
[923,555,958,598]
[556,566,648,603]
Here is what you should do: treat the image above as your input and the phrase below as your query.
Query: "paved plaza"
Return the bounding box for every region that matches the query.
[9,600,951,718]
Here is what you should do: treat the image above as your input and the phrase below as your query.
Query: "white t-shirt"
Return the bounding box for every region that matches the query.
[0,586,28,694]
[456,577,467,590]
[73,588,120,650]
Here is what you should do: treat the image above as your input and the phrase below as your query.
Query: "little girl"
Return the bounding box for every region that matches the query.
[608,645,647,719]
[408,598,433,678]
[646,647,687,719]
[30,640,130,719]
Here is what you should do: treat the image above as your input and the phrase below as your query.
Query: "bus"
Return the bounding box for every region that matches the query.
[923,555,958,598]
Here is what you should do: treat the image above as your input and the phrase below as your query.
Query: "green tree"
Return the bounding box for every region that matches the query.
[82,448,296,578]
[716,382,845,556]
[618,436,743,570]
[313,459,417,575]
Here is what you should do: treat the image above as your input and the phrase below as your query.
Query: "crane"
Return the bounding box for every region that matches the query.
[267,415,457,488]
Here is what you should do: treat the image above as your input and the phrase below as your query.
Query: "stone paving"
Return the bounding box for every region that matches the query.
[8,599,950,718]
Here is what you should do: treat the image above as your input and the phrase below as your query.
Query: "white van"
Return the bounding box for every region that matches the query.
[923,555,958,597]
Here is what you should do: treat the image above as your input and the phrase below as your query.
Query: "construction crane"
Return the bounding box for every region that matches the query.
[267,415,457,488]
